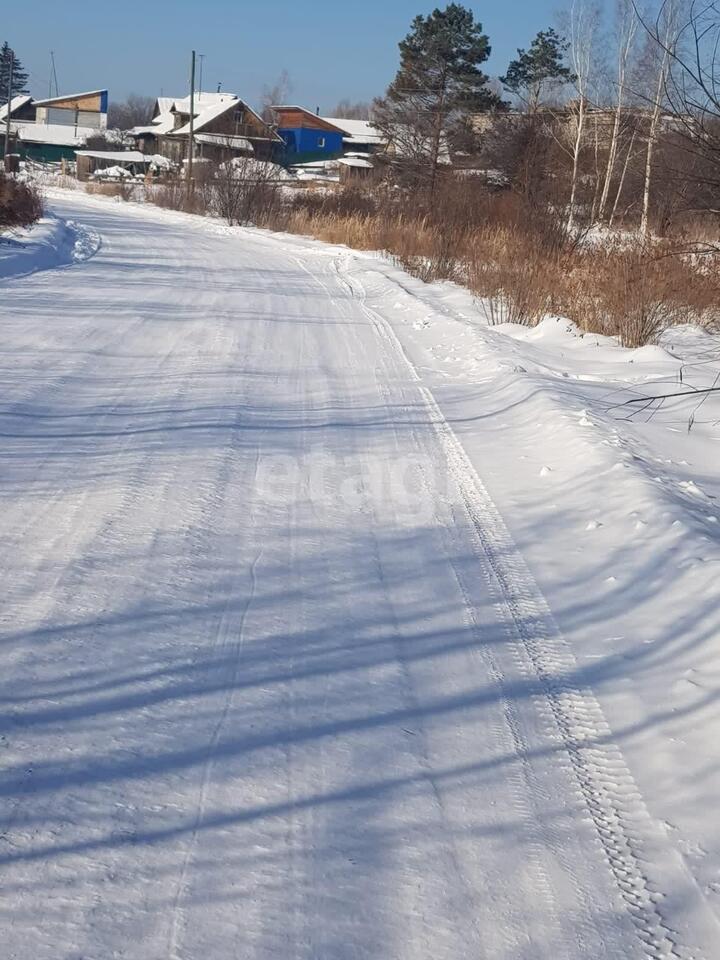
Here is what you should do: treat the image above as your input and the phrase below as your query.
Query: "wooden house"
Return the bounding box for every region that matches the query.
[132,93,282,164]
[0,90,108,162]
[32,90,108,132]
[322,117,386,155]
[271,106,347,163]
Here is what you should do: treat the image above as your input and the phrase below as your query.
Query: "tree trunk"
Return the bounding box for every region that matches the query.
[567,94,587,233]
[599,105,622,222]
[428,70,448,206]
[610,127,636,228]
[641,61,668,237]
[566,0,598,234]
[598,3,636,222]
[590,114,603,223]
[640,11,673,238]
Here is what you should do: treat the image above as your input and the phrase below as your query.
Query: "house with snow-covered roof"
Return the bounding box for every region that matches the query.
[1,89,108,161]
[322,117,386,155]
[270,106,387,167]
[131,93,282,164]
[271,106,348,163]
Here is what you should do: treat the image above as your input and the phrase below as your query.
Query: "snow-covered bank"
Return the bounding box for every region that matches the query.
[0,214,100,282]
[338,254,720,917]
[2,190,719,958]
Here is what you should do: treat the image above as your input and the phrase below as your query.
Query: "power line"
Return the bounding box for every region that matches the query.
[197,54,205,97]
[49,51,59,99]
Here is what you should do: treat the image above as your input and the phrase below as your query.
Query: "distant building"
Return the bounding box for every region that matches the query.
[1,90,108,162]
[131,93,282,163]
[74,149,152,181]
[322,117,386,156]
[271,106,347,163]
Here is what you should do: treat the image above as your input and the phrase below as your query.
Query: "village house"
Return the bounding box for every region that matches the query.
[0,89,108,162]
[271,106,386,164]
[271,106,348,163]
[322,116,386,156]
[131,93,282,164]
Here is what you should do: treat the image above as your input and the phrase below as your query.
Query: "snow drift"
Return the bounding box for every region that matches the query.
[0,215,100,281]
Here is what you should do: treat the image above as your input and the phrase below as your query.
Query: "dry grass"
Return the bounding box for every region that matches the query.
[564,241,719,346]
[263,188,719,348]
[85,181,135,201]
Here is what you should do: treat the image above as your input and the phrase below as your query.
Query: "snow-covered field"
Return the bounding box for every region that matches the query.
[1,191,719,959]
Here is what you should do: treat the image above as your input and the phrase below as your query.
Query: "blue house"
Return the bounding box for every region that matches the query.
[271,105,346,163]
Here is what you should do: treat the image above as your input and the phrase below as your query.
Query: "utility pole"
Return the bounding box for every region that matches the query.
[186,50,196,195]
[4,51,13,165]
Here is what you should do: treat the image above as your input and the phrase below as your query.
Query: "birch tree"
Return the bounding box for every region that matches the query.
[598,0,639,220]
[639,1,678,236]
[565,1,602,232]
[634,1,720,231]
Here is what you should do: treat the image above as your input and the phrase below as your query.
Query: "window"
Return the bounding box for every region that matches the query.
[317,137,326,148]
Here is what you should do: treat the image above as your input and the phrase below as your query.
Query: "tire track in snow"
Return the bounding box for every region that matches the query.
[316,258,580,960]
[166,543,263,960]
[332,253,720,960]
[331,259,590,958]
[165,240,266,960]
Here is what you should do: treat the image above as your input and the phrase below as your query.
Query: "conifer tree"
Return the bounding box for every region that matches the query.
[501,28,574,113]
[374,3,505,199]
[0,42,30,107]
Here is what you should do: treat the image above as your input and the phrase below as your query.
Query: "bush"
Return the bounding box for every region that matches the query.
[566,241,720,347]
[0,173,43,228]
[263,180,719,346]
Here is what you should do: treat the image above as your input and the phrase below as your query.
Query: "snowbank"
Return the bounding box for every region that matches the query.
[0,215,100,281]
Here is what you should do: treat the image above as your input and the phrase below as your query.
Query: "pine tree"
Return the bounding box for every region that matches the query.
[0,43,30,108]
[501,29,574,113]
[374,3,505,199]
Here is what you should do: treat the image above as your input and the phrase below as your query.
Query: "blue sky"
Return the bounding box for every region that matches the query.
[7,1,563,109]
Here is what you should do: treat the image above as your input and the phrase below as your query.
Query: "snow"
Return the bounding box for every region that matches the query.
[338,156,374,169]
[34,89,106,106]
[148,153,176,172]
[131,114,176,137]
[323,117,385,145]
[9,121,97,146]
[194,132,254,151]
[172,99,240,136]
[171,92,237,115]
[224,157,295,180]
[91,165,135,180]
[155,96,176,115]
[0,215,99,280]
[75,150,149,163]
[2,188,720,959]
[0,95,33,120]
[131,94,235,140]
[289,158,341,181]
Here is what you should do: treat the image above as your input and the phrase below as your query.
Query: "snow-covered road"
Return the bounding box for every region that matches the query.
[2,194,719,959]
